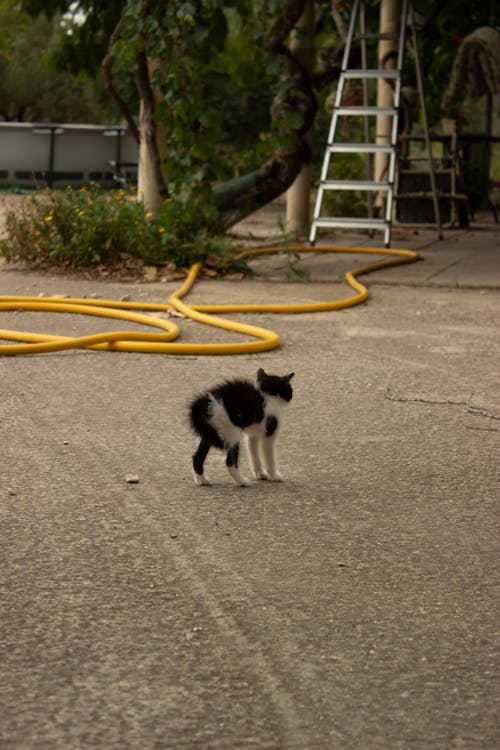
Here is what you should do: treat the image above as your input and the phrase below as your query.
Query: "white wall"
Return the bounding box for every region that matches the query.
[0,122,139,188]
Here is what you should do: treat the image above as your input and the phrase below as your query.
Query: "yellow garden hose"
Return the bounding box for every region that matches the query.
[0,245,419,356]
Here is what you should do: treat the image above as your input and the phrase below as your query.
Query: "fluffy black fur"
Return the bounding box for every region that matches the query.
[188,368,294,486]
[189,378,265,437]
[256,368,293,402]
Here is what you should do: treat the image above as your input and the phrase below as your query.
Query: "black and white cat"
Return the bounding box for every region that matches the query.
[189,368,294,486]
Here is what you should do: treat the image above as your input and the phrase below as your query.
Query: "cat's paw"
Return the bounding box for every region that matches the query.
[267,471,283,482]
[229,467,252,486]
[251,468,269,480]
[193,471,211,486]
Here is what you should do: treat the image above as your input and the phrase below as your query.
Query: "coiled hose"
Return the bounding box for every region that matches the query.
[0,245,419,356]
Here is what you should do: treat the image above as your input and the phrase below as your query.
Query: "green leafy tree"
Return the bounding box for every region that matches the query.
[113,0,335,224]
[14,0,493,230]
[0,1,127,122]
[13,0,344,225]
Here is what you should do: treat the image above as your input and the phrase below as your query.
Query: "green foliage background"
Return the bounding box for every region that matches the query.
[0,1,497,270]
[0,185,238,270]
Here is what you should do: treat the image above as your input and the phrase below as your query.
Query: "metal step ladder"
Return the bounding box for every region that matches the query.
[309,0,441,247]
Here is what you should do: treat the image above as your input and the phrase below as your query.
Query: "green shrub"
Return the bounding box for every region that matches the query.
[0,185,240,271]
[321,153,369,218]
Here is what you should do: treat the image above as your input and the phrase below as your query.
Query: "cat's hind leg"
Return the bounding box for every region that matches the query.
[192,439,211,486]
[226,443,251,487]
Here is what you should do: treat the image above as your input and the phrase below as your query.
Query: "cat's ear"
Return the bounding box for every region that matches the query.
[285,372,294,381]
[257,368,266,379]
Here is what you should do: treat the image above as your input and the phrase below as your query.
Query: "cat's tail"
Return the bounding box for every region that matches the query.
[188,393,225,449]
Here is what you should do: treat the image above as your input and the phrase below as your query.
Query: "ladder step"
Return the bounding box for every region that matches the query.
[329,143,393,154]
[309,0,435,248]
[343,69,399,80]
[321,180,392,191]
[313,217,388,230]
[335,106,398,117]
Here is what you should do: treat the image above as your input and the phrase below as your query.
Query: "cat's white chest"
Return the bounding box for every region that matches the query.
[264,395,287,420]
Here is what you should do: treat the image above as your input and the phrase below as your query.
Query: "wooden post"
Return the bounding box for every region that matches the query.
[286,0,314,236]
[374,0,399,209]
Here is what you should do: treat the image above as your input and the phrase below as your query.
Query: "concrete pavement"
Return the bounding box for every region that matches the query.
[0,213,499,749]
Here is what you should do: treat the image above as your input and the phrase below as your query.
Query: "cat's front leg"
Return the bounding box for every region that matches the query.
[263,440,282,481]
[247,434,269,480]
[262,417,282,481]
[193,471,211,486]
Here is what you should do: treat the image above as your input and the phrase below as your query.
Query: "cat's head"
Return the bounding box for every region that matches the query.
[256,368,294,402]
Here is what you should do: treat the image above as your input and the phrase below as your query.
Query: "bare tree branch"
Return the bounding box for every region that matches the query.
[330,1,347,41]
[101,19,140,144]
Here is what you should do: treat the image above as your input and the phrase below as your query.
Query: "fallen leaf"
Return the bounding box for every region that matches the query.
[166,307,187,319]
[124,256,143,270]
[205,254,220,267]
[161,270,188,281]
[143,265,158,281]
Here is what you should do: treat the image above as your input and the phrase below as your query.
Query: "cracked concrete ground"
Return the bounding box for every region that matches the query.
[0,204,499,749]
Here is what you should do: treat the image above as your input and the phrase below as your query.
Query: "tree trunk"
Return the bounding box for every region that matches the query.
[375,0,399,209]
[285,0,315,236]
[212,0,319,231]
[135,54,169,213]
[137,100,167,214]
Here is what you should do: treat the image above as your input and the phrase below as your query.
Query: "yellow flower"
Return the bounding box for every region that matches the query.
[159,226,165,233]
[77,210,85,217]
[146,211,154,218]
[88,200,94,206]
[79,186,87,192]
[44,215,53,222]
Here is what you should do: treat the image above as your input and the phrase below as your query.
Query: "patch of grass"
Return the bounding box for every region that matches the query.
[0,185,243,273]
